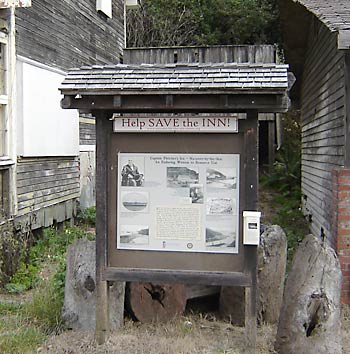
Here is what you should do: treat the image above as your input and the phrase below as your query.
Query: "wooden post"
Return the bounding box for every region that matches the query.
[268,119,276,173]
[244,248,257,353]
[243,110,259,353]
[95,113,110,344]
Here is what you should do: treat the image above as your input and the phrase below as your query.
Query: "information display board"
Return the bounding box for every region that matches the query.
[117,153,240,254]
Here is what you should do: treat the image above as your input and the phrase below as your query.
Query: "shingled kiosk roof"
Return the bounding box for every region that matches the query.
[60,63,289,113]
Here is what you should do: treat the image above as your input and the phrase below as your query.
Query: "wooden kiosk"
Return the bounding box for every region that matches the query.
[60,62,289,351]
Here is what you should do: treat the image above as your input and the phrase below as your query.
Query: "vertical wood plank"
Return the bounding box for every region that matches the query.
[245,284,257,352]
[95,112,110,344]
[245,110,259,211]
[243,110,259,353]
[268,119,276,173]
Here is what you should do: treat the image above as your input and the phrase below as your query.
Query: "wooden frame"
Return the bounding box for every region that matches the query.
[58,58,289,354]
[94,108,259,352]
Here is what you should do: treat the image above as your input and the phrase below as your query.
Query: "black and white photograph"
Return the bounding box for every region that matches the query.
[117,153,239,253]
[121,191,149,212]
[206,197,235,215]
[205,217,237,251]
[206,167,237,189]
[119,225,149,246]
[189,184,204,204]
[120,156,145,187]
[167,166,199,188]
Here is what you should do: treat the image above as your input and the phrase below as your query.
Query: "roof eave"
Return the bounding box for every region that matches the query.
[59,88,288,96]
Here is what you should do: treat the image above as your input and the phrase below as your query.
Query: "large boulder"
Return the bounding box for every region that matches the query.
[275,234,342,354]
[62,238,125,330]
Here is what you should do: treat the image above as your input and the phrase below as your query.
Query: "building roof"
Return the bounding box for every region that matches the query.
[60,63,289,95]
[294,0,350,32]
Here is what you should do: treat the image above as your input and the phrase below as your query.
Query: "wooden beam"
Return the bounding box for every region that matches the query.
[165,94,173,107]
[104,267,252,287]
[95,114,111,345]
[113,95,122,108]
[268,119,276,173]
[243,110,259,353]
[245,110,259,210]
[60,93,289,113]
[60,95,73,109]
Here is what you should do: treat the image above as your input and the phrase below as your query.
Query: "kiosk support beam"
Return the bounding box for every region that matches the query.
[95,114,111,344]
[244,110,259,352]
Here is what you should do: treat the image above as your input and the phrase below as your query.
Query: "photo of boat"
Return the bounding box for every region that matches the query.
[121,192,149,212]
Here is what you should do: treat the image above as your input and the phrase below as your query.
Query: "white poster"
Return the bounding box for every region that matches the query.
[117,153,240,253]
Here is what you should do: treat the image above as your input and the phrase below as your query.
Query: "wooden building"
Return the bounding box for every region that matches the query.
[279,0,350,303]
[0,1,124,233]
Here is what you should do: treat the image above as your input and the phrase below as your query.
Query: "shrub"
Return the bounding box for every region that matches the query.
[0,221,31,287]
[76,206,96,227]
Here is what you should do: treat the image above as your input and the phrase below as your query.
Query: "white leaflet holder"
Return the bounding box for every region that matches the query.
[243,211,261,246]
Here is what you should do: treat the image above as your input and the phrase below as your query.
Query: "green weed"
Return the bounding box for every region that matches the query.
[5,225,93,294]
[260,109,309,269]
[24,279,64,335]
[76,206,96,227]
[0,327,47,354]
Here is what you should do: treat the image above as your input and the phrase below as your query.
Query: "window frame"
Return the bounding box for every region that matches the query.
[0,31,9,160]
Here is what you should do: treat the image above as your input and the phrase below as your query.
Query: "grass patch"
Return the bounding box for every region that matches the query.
[23,280,64,335]
[5,225,93,294]
[0,222,96,353]
[0,327,47,354]
[0,277,64,353]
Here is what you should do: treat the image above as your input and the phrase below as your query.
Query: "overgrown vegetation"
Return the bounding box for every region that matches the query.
[126,0,280,47]
[76,205,96,227]
[260,110,309,266]
[0,208,96,353]
[0,220,31,286]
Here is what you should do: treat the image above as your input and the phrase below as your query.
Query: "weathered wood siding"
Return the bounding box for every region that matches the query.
[13,0,125,228]
[15,0,124,70]
[80,114,96,146]
[124,45,277,65]
[16,157,80,227]
[79,113,96,209]
[301,19,345,239]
